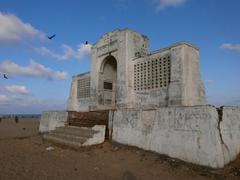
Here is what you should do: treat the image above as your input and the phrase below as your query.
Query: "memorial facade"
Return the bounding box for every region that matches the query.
[68,29,206,112]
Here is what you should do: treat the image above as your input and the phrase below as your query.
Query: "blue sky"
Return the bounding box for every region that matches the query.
[0,0,240,114]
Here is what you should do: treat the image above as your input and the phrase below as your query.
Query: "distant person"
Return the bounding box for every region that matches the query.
[15,116,19,123]
[0,117,2,123]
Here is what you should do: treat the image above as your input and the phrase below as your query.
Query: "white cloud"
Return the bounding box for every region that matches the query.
[7,95,45,107]
[4,85,29,94]
[152,0,187,11]
[0,94,10,104]
[76,44,93,59]
[0,94,66,113]
[0,11,45,43]
[220,43,240,52]
[0,60,67,80]
[35,43,92,61]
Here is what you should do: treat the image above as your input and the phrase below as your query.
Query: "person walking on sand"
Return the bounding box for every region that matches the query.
[0,117,2,123]
[15,116,19,123]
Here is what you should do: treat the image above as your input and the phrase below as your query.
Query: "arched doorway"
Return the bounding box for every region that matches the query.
[99,55,117,107]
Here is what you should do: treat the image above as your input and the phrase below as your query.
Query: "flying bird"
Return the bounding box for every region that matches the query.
[3,74,8,79]
[48,34,56,40]
[85,41,88,45]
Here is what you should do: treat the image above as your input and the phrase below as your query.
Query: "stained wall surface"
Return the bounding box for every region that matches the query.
[131,43,206,108]
[39,111,68,133]
[90,29,149,110]
[220,107,240,164]
[68,72,92,112]
[110,106,240,168]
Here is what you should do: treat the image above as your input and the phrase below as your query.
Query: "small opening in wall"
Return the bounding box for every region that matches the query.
[104,82,112,90]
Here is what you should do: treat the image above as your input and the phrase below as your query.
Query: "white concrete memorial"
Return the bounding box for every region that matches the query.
[40,29,240,168]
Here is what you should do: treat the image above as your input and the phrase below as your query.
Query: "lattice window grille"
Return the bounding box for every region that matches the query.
[77,78,90,98]
[134,55,171,91]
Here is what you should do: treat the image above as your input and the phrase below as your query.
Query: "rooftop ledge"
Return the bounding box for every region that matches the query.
[132,42,199,61]
[72,71,90,78]
[151,41,199,55]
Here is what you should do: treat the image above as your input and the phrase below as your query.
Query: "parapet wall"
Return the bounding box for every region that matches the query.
[110,105,240,168]
[39,111,68,133]
[220,107,240,164]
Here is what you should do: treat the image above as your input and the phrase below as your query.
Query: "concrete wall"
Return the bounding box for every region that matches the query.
[111,106,240,168]
[39,111,68,133]
[68,72,92,112]
[131,43,206,108]
[131,50,170,108]
[83,125,106,146]
[220,106,240,164]
[181,44,206,106]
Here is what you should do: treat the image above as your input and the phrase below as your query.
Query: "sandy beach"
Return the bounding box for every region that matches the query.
[0,118,39,140]
[0,118,240,180]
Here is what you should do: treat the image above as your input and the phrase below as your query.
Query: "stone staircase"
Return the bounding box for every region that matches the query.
[43,125,105,148]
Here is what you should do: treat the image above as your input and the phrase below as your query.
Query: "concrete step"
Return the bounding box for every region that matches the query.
[49,132,88,143]
[43,125,106,148]
[43,134,86,148]
[54,126,96,137]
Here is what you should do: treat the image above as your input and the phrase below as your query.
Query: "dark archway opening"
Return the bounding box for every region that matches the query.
[100,55,117,106]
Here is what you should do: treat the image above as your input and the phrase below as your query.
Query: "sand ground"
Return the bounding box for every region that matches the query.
[0,118,240,180]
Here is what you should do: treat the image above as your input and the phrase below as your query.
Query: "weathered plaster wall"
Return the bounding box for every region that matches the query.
[83,125,106,146]
[90,29,149,110]
[131,43,206,108]
[67,72,92,112]
[131,50,170,108]
[181,44,206,105]
[111,106,240,168]
[220,106,240,164]
[39,111,68,133]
